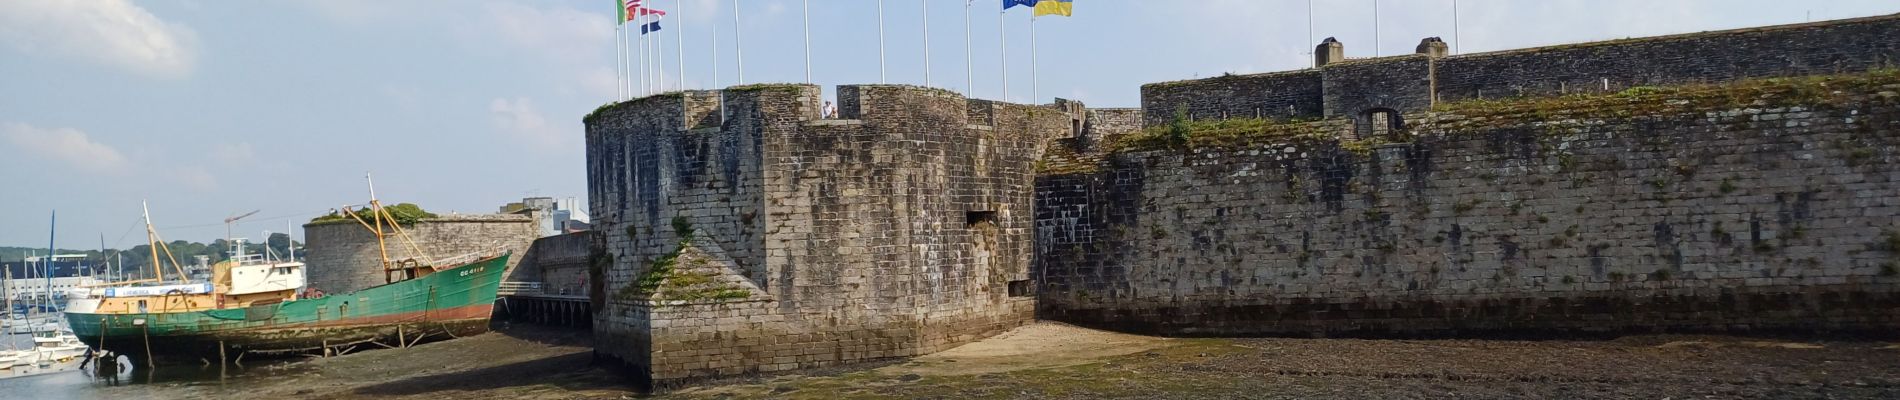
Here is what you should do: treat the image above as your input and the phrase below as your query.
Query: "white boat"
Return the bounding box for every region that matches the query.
[0,325,87,379]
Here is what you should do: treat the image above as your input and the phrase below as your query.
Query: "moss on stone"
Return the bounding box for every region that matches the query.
[1109,116,1343,153]
[1432,69,1900,124]
[725,83,810,93]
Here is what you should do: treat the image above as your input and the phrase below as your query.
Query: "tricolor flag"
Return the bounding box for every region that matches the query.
[639,9,666,34]
[1033,0,1072,17]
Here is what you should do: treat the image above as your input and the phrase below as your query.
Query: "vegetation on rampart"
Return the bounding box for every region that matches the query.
[1431,68,1900,123]
[616,216,752,304]
[724,83,811,94]
[308,203,438,226]
[1108,112,1340,154]
[581,91,691,125]
[1098,69,1900,157]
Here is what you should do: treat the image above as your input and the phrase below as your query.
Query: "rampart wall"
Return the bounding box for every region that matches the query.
[1034,73,1900,336]
[1141,14,1900,130]
[303,214,537,294]
[514,230,595,296]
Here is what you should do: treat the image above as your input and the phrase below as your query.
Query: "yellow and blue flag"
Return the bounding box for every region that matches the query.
[1033,0,1072,17]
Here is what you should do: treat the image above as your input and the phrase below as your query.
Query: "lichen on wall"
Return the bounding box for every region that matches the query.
[1035,70,1900,336]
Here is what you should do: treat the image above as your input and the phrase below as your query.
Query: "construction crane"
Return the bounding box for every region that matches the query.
[224,209,260,243]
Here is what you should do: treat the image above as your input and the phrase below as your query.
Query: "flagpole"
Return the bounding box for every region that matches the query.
[733,0,744,84]
[676,0,685,90]
[639,13,649,96]
[963,0,972,96]
[616,23,626,100]
[1030,14,1038,103]
[712,7,721,88]
[921,0,931,88]
[1452,0,1461,54]
[1307,0,1315,67]
[999,7,1007,100]
[634,18,642,97]
[802,0,812,84]
[656,18,666,92]
[877,0,887,84]
[1373,0,1381,57]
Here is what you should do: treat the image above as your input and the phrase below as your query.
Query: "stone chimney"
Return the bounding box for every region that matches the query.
[1415,37,1449,58]
[1315,37,1345,67]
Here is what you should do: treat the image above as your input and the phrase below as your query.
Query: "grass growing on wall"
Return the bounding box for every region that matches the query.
[308,203,438,226]
[614,216,752,304]
[1432,68,1900,123]
[1094,68,1900,158]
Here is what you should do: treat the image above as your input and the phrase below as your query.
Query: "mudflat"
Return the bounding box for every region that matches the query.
[87,323,1900,399]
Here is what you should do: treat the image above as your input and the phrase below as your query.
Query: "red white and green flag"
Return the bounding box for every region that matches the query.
[618,0,644,24]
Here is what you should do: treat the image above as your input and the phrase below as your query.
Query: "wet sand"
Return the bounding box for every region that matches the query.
[69,322,1900,399]
[87,324,638,400]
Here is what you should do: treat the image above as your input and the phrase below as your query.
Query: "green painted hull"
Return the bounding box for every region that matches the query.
[66,254,509,362]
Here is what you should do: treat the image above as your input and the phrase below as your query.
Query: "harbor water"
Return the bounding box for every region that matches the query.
[0,331,301,399]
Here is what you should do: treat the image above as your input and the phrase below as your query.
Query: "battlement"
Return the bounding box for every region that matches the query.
[1142,13,1900,132]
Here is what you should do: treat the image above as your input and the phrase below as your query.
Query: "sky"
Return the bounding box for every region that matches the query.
[1,0,1897,251]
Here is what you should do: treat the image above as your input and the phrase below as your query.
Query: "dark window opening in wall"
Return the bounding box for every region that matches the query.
[1007,280,1033,297]
[966,211,997,228]
[1357,108,1405,140]
[1071,119,1083,137]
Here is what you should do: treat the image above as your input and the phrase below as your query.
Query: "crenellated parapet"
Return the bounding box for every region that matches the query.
[1141,13,1900,139]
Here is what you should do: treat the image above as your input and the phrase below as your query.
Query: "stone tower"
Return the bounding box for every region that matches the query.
[1415,37,1449,57]
[584,84,1075,388]
[1315,37,1345,67]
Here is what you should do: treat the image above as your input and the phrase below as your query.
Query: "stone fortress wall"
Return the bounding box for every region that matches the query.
[579,13,1900,390]
[303,214,537,294]
[585,84,1076,387]
[1142,14,1900,129]
[1038,13,1900,336]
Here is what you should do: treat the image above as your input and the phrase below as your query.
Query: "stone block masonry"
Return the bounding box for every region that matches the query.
[1035,72,1900,336]
[1142,13,1900,133]
[577,13,1900,392]
[586,84,1073,388]
[303,214,538,294]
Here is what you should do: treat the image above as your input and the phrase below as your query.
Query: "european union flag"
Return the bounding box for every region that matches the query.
[1004,0,1039,10]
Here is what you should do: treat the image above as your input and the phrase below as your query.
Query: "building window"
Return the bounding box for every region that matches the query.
[1357,108,1405,140]
[1007,280,1033,297]
[966,211,997,228]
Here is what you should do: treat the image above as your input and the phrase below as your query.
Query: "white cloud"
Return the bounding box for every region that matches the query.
[0,0,198,78]
[0,122,131,174]
[488,97,571,151]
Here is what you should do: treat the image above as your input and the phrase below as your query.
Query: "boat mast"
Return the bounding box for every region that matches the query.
[144,201,163,283]
[45,210,55,314]
[367,173,392,282]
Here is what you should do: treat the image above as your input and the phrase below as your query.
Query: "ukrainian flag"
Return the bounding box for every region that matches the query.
[1033,0,1072,17]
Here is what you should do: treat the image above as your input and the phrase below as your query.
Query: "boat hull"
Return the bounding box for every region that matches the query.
[65,254,509,363]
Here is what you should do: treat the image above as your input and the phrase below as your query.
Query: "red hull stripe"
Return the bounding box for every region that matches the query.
[281,303,494,330]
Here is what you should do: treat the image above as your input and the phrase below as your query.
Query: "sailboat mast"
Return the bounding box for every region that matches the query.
[366,173,392,282]
[144,201,163,283]
[45,211,55,313]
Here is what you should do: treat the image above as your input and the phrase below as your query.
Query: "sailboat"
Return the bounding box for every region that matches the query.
[0,211,88,379]
[64,179,511,366]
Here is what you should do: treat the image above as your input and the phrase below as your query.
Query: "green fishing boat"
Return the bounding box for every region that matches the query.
[66,186,510,365]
